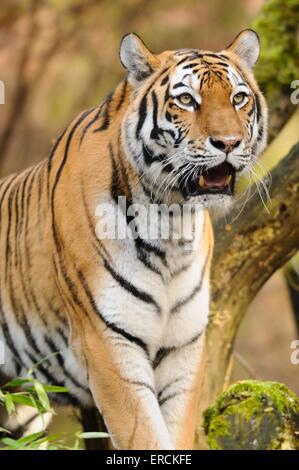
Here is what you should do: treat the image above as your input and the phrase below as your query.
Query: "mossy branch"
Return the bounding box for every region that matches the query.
[204,380,299,450]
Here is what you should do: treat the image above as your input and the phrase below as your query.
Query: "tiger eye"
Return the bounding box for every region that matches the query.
[178,93,193,106]
[233,92,247,105]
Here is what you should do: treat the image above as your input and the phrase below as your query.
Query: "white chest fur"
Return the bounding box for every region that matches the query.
[96,205,209,360]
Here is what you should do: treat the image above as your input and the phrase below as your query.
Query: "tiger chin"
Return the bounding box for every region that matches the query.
[0,30,267,450]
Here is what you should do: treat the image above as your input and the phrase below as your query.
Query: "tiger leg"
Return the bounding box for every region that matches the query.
[70,315,174,450]
[155,334,206,450]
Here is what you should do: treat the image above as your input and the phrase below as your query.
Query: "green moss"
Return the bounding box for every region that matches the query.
[252,0,299,94]
[203,380,299,450]
[251,0,299,138]
[203,410,230,450]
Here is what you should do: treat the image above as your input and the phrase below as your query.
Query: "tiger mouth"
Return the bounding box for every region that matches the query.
[180,162,236,198]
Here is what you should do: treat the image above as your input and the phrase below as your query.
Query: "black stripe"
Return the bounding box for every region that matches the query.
[153,347,171,369]
[136,93,148,139]
[135,237,166,264]
[198,52,228,60]
[44,335,89,392]
[142,142,152,165]
[171,261,191,278]
[116,79,127,111]
[159,389,188,407]
[119,377,155,396]
[176,55,195,66]
[182,62,199,69]
[103,258,161,314]
[21,317,48,360]
[170,250,210,314]
[4,183,15,282]
[51,109,94,211]
[214,61,229,68]
[77,270,149,356]
[79,107,100,145]
[80,182,112,264]
[134,66,173,140]
[257,125,264,142]
[150,90,159,140]
[116,140,134,200]
[164,84,170,104]
[47,127,68,197]
[0,174,20,226]
[56,327,68,346]
[158,376,184,401]
[153,332,203,369]
[19,169,33,235]
[11,413,41,439]
[110,146,124,203]
[248,102,255,117]
[93,92,113,132]
[254,93,261,122]
[165,110,172,122]
[136,248,162,275]
[139,178,158,202]
[47,302,68,326]
[142,143,162,165]
[160,76,169,86]
[13,182,20,268]
[173,82,185,89]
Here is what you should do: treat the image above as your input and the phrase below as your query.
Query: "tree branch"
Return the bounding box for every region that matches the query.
[197,142,299,447]
[0,0,39,169]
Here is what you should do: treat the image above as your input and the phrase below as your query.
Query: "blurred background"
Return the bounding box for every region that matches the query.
[0,0,298,438]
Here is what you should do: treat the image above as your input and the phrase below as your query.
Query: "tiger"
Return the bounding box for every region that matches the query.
[0,29,267,450]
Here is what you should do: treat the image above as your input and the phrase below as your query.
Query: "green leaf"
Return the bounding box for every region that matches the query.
[10,393,36,408]
[33,380,51,411]
[17,432,45,445]
[4,393,15,415]
[3,378,32,389]
[27,392,42,412]
[72,438,81,450]
[78,431,109,439]
[1,437,22,449]
[35,432,62,445]
[0,426,11,434]
[42,385,69,393]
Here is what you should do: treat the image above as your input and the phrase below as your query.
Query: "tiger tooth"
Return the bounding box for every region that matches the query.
[199,175,205,188]
[225,175,232,185]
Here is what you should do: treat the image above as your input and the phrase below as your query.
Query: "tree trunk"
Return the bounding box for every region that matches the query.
[197,142,299,447]
[285,255,299,335]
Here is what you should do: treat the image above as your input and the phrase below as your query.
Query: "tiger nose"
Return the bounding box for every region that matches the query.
[209,135,242,153]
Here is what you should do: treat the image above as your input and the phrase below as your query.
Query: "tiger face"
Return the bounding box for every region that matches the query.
[121,30,268,207]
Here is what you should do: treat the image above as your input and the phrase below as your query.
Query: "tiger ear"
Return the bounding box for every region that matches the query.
[119,33,160,84]
[226,29,260,69]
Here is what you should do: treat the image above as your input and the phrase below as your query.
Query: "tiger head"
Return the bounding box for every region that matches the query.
[120,30,268,207]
